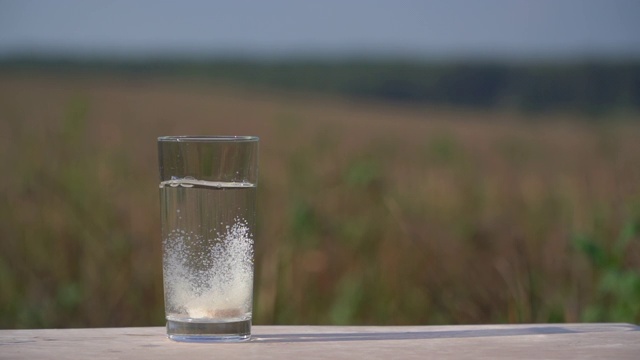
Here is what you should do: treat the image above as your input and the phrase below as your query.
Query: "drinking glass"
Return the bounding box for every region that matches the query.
[158,136,258,342]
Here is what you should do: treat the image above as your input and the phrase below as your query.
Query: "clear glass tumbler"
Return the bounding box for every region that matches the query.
[158,136,258,342]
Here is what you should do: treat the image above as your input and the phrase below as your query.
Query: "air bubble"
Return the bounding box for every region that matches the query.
[180,176,196,188]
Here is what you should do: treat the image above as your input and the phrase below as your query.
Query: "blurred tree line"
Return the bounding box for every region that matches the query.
[2,58,640,115]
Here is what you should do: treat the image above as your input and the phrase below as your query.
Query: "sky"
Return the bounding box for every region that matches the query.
[0,0,639,60]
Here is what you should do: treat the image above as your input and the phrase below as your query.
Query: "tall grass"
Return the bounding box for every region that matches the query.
[0,95,163,327]
[0,74,639,328]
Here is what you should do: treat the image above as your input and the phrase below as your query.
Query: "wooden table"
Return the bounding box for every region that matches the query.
[1,323,638,359]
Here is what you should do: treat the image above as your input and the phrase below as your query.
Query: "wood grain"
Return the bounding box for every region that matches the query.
[1,324,639,359]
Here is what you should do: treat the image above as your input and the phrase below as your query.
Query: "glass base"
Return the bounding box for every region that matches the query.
[166,319,251,343]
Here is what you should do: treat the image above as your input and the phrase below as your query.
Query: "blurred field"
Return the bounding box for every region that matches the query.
[1,72,639,328]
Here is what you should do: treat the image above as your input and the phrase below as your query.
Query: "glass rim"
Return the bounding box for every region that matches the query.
[158,135,259,142]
